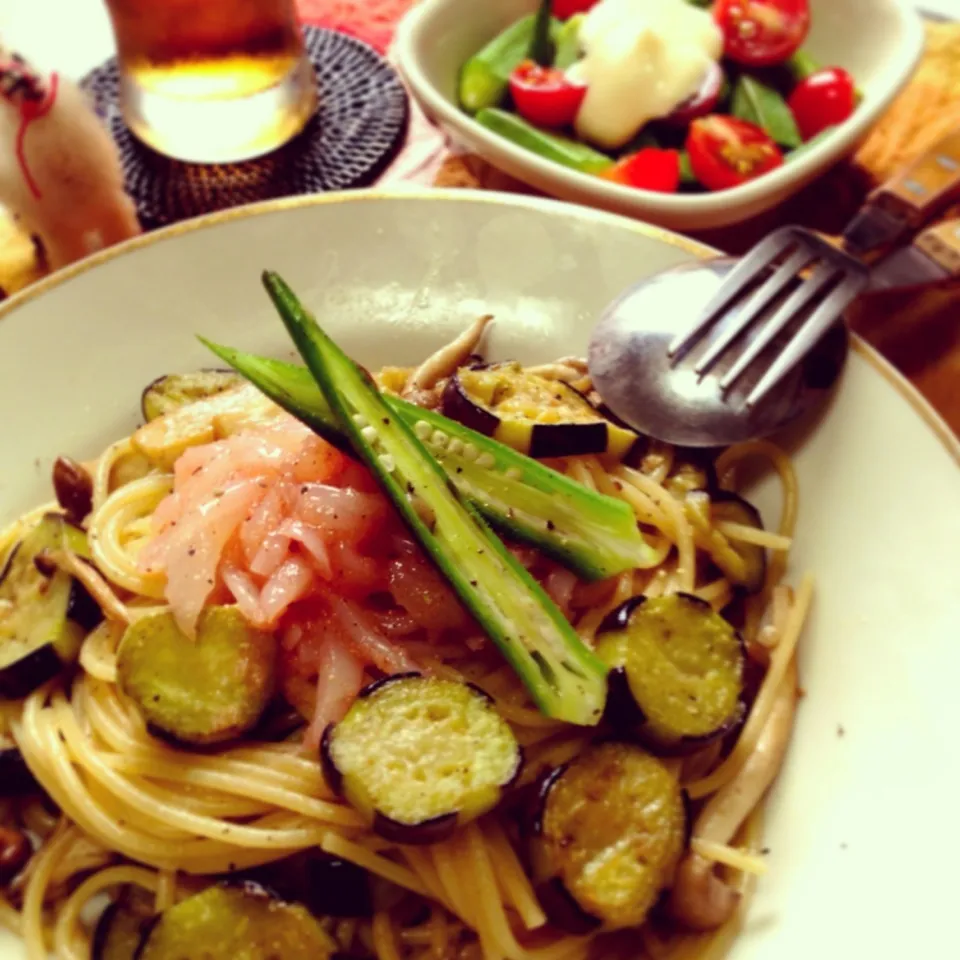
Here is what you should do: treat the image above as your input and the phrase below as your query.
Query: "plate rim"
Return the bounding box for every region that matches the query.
[1,188,956,465]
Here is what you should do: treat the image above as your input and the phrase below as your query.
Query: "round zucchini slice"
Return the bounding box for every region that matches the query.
[116,606,277,746]
[137,882,334,960]
[442,362,637,459]
[531,742,686,932]
[596,594,745,755]
[141,370,245,422]
[321,674,522,845]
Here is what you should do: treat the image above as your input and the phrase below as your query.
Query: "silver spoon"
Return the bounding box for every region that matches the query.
[588,257,849,448]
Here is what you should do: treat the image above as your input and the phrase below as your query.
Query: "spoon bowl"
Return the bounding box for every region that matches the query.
[588,258,849,447]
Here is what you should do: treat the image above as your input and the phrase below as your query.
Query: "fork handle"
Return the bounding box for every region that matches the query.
[867,129,960,227]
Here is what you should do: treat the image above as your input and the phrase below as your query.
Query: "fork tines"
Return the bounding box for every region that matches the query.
[666,227,868,408]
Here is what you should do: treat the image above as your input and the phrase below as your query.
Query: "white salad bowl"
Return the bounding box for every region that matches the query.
[394,0,925,231]
[0,191,958,958]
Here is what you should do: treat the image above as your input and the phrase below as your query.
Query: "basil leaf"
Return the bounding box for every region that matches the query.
[731,75,802,149]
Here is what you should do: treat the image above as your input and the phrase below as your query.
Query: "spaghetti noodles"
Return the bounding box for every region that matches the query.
[0,351,810,960]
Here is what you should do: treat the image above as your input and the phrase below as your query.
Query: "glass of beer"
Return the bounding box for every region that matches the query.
[103,0,318,163]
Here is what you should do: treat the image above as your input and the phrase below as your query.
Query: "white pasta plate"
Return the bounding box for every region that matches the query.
[0,191,958,959]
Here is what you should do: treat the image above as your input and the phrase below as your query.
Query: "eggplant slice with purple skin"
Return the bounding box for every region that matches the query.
[140,369,245,422]
[116,606,278,747]
[596,594,745,755]
[136,882,335,960]
[92,886,155,960]
[711,492,767,594]
[321,674,522,845]
[530,741,686,932]
[242,850,372,919]
[0,514,101,700]
[442,361,637,459]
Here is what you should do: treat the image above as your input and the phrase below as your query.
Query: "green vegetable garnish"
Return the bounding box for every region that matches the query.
[475,108,613,174]
[257,272,609,726]
[199,341,656,581]
[731,74,802,149]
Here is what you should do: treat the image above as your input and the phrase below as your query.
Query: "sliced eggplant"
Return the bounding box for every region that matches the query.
[244,850,372,919]
[132,382,280,469]
[664,455,718,500]
[141,370,245,422]
[596,594,745,755]
[0,735,41,796]
[116,606,277,746]
[442,362,637,459]
[93,886,155,960]
[52,456,94,525]
[711,493,767,594]
[137,882,335,960]
[321,674,522,845]
[530,742,685,931]
[0,514,100,699]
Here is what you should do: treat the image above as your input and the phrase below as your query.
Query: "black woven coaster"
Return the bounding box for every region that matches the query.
[80,26,410,228]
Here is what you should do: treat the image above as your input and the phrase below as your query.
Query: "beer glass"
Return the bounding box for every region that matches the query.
[103,0,318,163]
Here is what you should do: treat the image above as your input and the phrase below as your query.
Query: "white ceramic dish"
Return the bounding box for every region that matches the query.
[1,191,958,958]
[394,0,925,231]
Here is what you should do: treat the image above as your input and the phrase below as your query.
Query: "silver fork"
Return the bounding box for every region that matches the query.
[665,123,960,409]
[665,226,868,409]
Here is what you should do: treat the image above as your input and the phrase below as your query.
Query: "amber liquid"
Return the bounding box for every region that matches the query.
[105,0,317,162]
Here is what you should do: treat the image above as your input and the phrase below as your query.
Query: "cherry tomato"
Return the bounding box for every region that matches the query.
[508,60,588,129]
[713,0,810,66]
[554,0,600,18]
[664,62,725,128]
[686,116,783,191]
[788,67,856,140]
[600,148,681,193]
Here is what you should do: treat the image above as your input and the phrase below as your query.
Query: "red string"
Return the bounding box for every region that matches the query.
[15,72,59,201]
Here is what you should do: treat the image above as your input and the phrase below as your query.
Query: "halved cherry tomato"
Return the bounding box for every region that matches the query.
[788,67,856,140]
[600,148,681,193]
[554,0,600,18]
[714,0,810,67]
[508,60,588,129]
[686,116,783,191]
